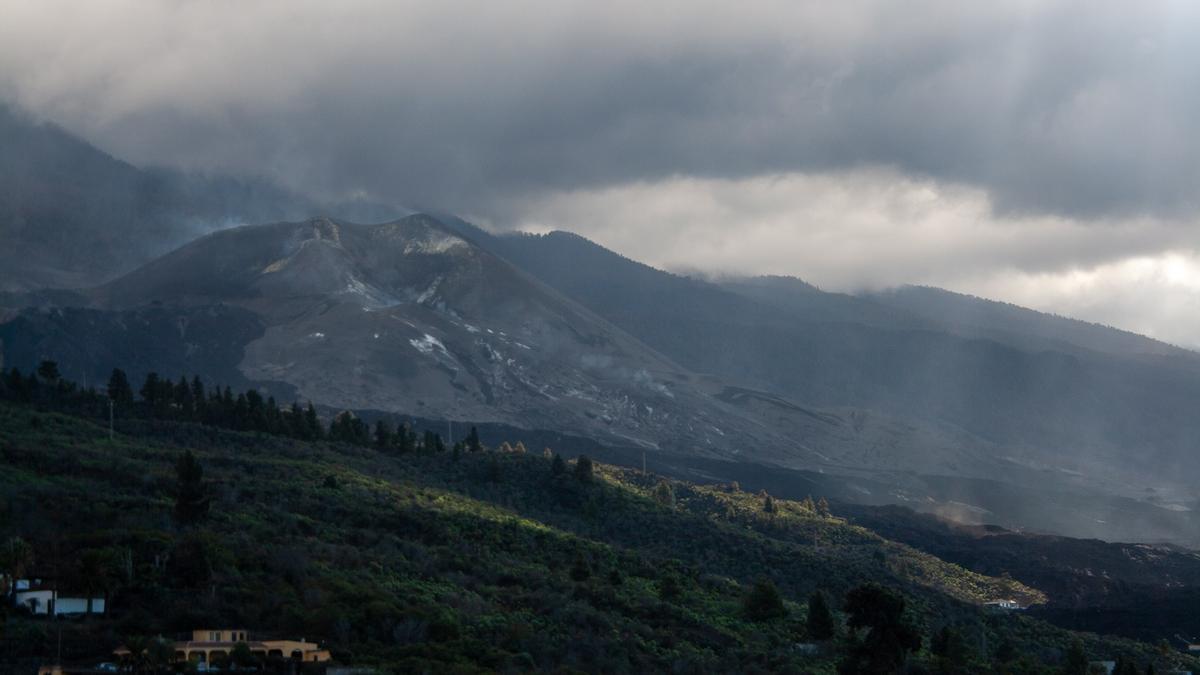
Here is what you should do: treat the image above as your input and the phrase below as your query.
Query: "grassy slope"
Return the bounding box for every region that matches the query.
[0,402,1193,674]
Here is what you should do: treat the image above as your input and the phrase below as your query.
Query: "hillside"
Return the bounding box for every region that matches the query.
[433,221,1200,543]
[867,286,1195,360]
[1,388,1195,673]
[842,504,1200,643]
[0,104,404,292]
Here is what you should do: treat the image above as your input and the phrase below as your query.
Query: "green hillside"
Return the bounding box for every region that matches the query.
[0,394,1193,673]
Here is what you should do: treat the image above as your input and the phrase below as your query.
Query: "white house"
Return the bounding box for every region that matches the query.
[983,599,1021,611]
[10,579,104,616]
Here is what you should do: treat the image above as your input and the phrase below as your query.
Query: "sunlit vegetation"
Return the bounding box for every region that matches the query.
[0,365,1195,673]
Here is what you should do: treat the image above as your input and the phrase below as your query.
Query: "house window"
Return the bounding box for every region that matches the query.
[209,631,220,641]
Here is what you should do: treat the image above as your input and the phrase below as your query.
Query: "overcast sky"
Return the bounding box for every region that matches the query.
[4,1,1200,345]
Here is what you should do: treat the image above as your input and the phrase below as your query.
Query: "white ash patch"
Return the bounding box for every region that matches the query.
[409,333,449,356]
[403,232,468,255]
[416,276,442,304]
[342,276,400,308]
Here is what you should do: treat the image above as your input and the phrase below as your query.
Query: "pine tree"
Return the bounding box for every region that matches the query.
[0,537,34,605]
[305,402,322,440]
[174,377,194,420]
[36,360,60,382]
[817,497,832,517]
[742,577,787,621]
[233,393,250,430]
[173,450,210,527]
[244,390,266,431]
[374,419,393,450]
[800,495,817,514]
[763,493,777,514]
[107,369,134,406]
[1060,640,1088,675]
[420,430,445,453]
[807,590,835,640]
[287,402,305,437]
[265,396,282,433]
[331,411,369,445]
[396,423,414,453]
[839,584,921,674]
[140,372,162,416]
[465,426,483,452]
[4,368,29,402]
[551,453,567,476]
[190,377,207,421]
[574,455,594,483]
[221,387,235,424]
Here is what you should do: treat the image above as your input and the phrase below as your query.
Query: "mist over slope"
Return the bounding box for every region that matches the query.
[0,104,405,292]
[865,285,1195,360]
[428,220,1200,541]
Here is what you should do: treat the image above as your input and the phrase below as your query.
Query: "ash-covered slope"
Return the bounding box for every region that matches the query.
[437,221,1200,501]
[0,214,1009,479]
[78,215,812,460]
[93,215,695,450]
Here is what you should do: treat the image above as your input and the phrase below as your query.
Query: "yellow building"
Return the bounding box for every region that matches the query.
[115,629,331,668]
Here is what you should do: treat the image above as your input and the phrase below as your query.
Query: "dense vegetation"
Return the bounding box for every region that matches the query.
[0,365,1196,673]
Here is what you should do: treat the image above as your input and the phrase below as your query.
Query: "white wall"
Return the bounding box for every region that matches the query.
[53,597,104,615]
[14,590,54,614]
[11,592,104,615]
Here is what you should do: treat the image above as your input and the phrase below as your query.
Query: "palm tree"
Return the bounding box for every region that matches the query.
[122,636,175,675]
[78,549,117,617]
[0,537,34,604]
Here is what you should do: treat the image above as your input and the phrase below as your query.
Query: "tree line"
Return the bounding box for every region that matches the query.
[0,361,480,454]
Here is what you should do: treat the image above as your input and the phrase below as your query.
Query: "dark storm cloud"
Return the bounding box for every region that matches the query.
[3,1,1199,221]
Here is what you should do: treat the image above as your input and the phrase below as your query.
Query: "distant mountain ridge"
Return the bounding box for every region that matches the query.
[868,285,1194,360]
[0,103,405,292]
